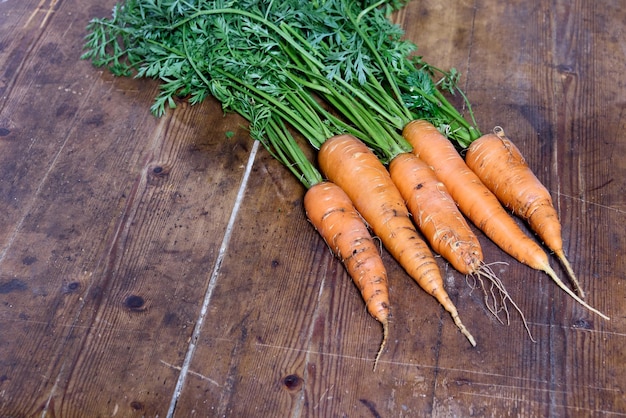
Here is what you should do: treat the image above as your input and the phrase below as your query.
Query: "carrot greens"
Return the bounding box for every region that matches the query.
[82,0,479,152]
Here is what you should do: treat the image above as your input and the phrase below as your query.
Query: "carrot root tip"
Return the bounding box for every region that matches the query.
[450,313,476,347]
[556,250,586,299]
[373,320,389,372]
[544,264,609,321]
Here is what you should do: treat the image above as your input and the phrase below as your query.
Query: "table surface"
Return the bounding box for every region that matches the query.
[1,0,625,416]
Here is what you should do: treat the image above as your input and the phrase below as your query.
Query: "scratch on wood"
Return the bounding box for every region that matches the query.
[459,376,621,398]
[256,338,625,395]
[458,390,621,416]
[313,385,334,410]
[359,398,382,418]
[255,342,372,363]
[25,0,59,28]
[586,178,615,193]
[159,360,220,387]
[166,140,260,418]
[554,191,626,215]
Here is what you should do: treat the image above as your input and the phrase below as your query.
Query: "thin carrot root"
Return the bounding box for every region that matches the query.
[542,263,610,320]
[450,309,476,347]
[466,264,509,323]
[467,262,536,342]
[418,278,476,347]
[373,321,389,371]
[555,249,585,299]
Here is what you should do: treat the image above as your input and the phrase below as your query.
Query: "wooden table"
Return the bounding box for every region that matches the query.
[1,0,625,416]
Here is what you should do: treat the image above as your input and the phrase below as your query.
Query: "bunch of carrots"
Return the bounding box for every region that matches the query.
[82,0,609,369]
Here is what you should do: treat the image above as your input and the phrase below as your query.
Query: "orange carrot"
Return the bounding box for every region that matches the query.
[255,116,392,369]
[465,127,583,297]
[403,120,608,320]
[389,152,482,275]
[318,134,476,346]
[304,180,390,368]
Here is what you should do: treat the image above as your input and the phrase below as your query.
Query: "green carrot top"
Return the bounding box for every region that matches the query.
[82,0,481,159]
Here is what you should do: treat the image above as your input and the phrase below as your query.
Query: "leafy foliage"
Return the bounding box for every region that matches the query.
[82,0,480,156]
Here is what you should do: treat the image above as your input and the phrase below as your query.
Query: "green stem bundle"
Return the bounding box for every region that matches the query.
[82,0,480,156]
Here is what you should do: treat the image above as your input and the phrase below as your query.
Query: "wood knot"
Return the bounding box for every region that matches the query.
[282,374,303,391]
[148,162,171,178]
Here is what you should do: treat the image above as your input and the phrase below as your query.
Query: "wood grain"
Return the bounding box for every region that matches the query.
[0,0,625,416]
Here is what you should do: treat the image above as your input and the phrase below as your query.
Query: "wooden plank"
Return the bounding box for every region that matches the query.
[0,0,254,415]
[0,0,625,416]
[543,1,626,414]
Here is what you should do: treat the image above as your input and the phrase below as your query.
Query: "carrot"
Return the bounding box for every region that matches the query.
[403,120,608,320]
[388,152,482,275]
[304,181,390,369]
[318,134,476,346]
[465,127,584,297]
[252,115,392,369]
